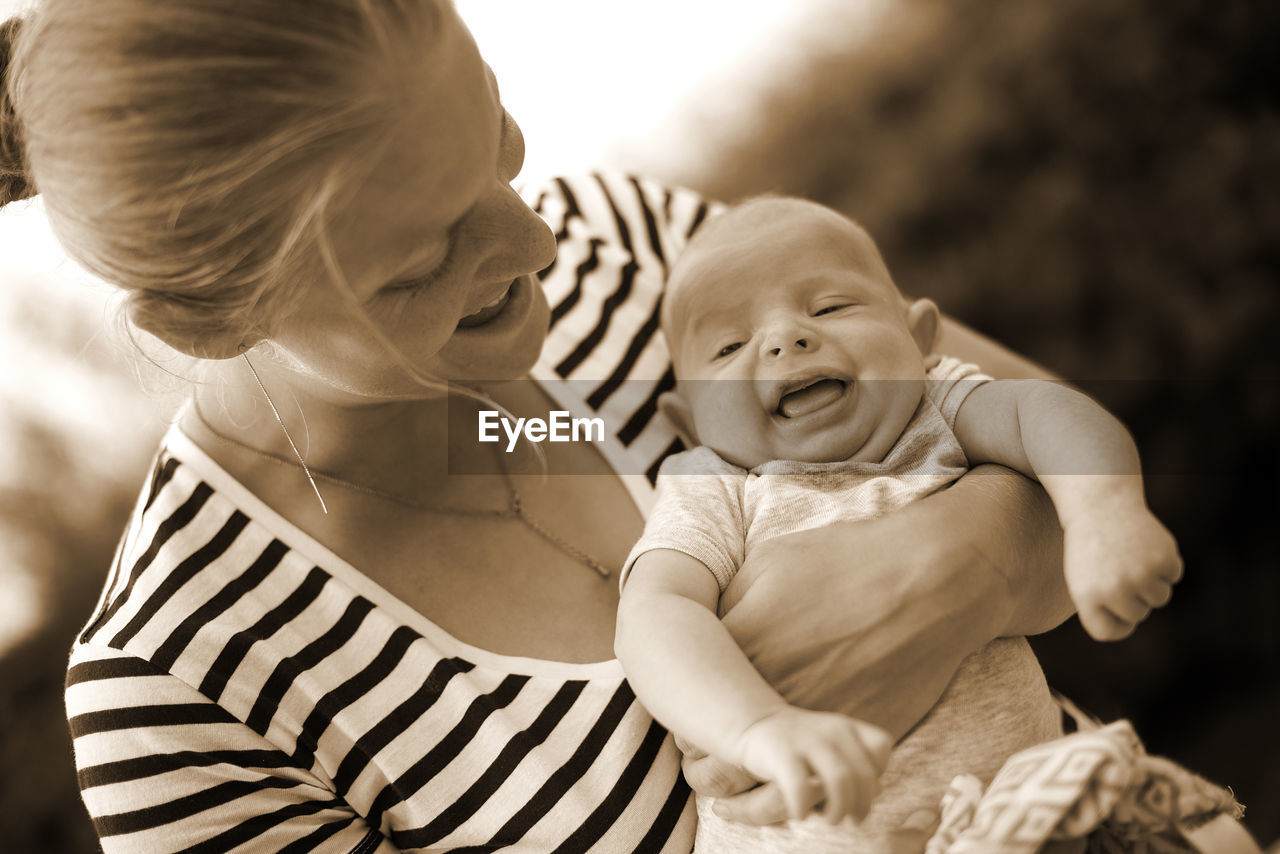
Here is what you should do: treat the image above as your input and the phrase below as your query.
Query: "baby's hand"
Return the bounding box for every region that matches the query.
[734,706,891,824]
[1064,505,1182,641]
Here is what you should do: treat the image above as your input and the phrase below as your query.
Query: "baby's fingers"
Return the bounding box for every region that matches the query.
[844,722,891,820]
[1078,602,1137,641]
[1137,575,1175,609]
[771,754,816,821]
[812,721,890,823]
[806,749,865,824]
[1103,590,1151,625]
[852,720,893,773]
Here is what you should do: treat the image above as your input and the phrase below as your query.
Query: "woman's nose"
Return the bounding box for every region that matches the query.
[474,185,558,282]
[760,322,819,358]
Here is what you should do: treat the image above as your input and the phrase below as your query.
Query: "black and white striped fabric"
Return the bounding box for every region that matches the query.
[66,174,720,853]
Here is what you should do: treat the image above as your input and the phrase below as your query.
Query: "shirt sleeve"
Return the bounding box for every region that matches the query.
[925,355,993,429]
[618,448,747,593]
[516,173,728,506]
[521,173,725,278]
[65,643,395,854]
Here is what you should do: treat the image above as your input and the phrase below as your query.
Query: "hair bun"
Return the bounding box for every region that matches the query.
[126,287,256,361]
[2,16,36,206]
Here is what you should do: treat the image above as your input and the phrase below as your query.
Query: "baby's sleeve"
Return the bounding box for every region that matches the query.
[619,448,746,594]
[925,355,994,429]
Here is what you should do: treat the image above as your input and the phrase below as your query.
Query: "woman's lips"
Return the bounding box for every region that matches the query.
[776,378,847,418]
[456,280,515,328]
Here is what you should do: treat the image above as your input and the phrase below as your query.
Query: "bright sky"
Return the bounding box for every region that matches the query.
[458,0,889,182]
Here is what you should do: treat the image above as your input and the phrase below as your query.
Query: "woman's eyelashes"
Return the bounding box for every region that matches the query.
[385,234,460,297]
[386,270,436,294]
[381,272,439,304]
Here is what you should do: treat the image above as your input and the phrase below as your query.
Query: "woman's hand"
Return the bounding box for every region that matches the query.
[720,464,1069,738]
[686,466,1072,824]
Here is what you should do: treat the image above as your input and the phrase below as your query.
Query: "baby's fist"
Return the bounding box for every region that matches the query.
[1064,507,1181,641]
[737,707,891,824]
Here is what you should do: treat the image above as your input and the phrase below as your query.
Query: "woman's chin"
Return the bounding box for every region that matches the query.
[433,277,550,382]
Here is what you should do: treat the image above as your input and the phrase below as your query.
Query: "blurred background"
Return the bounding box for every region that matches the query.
[2,0,1277,849]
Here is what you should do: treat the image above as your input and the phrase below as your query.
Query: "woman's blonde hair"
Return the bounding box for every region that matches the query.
[4,0,439,359]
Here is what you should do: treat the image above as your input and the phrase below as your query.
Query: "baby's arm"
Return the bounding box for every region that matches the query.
[616,549,891,823]
[953,380,1182,640]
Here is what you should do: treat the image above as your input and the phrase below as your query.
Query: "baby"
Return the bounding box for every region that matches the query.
[614,197,1182,852]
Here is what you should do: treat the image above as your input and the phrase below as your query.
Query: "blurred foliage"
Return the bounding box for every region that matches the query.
[0,263,171,852]
[684,0,1280,841]
[0,487,128,854]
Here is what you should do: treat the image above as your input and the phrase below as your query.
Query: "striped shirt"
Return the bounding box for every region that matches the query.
[66,174,719,853]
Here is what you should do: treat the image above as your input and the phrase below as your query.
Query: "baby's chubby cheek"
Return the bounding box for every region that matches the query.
[691,404,773,469]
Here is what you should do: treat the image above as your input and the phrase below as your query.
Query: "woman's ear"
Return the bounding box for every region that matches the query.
[906,298,940,358]
[657,390,699,447]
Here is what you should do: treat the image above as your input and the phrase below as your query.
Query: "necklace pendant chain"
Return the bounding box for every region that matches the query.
[504,486,611,579]
[241,353,328,515]
[193,389,612,580]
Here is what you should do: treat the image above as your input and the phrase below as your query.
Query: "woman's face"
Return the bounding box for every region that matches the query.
[267,2,557,401]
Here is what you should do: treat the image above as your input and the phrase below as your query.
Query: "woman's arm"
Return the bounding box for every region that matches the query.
[936,316,1057,381]
[686,468,1071,825]
[721,465,1071,738]
[931,314,1074,637]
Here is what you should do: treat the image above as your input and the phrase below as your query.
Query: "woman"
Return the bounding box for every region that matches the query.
[4,1,1070,851]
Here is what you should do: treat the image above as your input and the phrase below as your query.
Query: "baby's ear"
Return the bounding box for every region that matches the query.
[906,298,940,358]
[657,390,699,447]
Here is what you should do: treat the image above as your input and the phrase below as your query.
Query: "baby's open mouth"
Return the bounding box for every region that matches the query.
[776,378,846,418]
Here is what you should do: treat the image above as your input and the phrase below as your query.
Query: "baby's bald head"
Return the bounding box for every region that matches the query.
[663,196,904,372]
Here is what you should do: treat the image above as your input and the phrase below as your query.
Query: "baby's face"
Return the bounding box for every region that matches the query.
[665,200,931,469]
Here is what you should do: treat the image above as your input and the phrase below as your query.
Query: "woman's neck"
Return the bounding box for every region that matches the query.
[183,356,552,503]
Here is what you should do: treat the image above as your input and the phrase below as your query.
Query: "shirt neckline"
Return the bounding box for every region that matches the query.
[165,417,629,681]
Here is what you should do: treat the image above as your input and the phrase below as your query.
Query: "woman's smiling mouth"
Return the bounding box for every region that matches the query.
[456,280,516,328]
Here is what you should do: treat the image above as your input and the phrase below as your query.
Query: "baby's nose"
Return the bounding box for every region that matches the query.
[762,327,815,357]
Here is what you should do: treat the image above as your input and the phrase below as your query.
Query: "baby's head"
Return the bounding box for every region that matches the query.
[659,196,940,469]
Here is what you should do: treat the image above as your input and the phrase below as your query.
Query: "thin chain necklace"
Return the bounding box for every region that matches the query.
[190,399,612,579]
